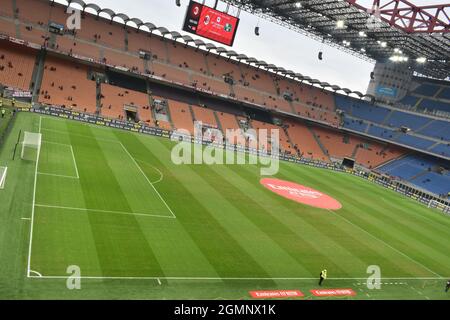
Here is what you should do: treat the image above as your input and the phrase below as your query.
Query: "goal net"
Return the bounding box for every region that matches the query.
[428,199,450,215]
[21,132,42,162]
[0,166,7,189]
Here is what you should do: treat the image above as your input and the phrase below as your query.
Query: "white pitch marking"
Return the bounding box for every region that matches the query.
[21,217,31,221]
[328,209,443,279]
[119,143,176,218]
[29,270,42,277]
[40,127,119,144]
[26,275,449,281]
[37,172,78,179]
[26,116,41,277]
[134,158,164,184]
[34,204,175,220]
[69,145,79,179]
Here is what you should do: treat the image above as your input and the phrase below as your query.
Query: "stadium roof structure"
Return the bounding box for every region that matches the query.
[221,0,450,80]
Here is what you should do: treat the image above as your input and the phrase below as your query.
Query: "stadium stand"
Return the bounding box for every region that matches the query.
[0,42,36,91]
[378,154,450,198]
[0,0,447,199]
[284,120,329,161]
[100,83,152,123]
[168,100,195,134]
[39,55,97,113]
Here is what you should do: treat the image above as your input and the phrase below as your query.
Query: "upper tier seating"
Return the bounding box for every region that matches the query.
[167,42,208,74]
[0,42,35,90]
[39,55,96,113]
[413,83,441,97]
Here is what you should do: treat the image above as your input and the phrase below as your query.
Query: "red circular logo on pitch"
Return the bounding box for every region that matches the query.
[260,178,342,210]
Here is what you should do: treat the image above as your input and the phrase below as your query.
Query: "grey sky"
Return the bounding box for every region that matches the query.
[55,0,447,92]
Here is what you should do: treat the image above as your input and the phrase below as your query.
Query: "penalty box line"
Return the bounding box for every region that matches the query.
[119,142,176,219]
[34,204,176,220]
[37,140,79,179]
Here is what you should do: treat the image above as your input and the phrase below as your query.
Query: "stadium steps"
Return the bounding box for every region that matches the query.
[307,125,331,161]
[143,58,150,74]
[163,100,175,130]
[203,54,212,76]
[434,87,444,99]
[213,111,224,133]
[416,120,436,135]
[287,100,296,114]
[282,126,300,157]
[124,29,129,51]
[48,33,57,49]
[95,77,102,115]
[408,170,429,182]
[381,110,394,126]
[427,141,441,151]
[30,49,46,103]
[187,104,196,123]
[351,144,360,159]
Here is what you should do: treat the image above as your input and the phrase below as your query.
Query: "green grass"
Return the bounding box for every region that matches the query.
[0,112,449,300]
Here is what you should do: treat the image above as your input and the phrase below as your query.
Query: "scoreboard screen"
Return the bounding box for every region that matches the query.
[182,0,240,47]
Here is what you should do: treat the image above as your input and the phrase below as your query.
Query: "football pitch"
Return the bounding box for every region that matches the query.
[0,112,449,299]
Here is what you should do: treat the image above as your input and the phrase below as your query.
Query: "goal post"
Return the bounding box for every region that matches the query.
[21,131,42,162]
[0,166,7,189]
[428,199,450,215]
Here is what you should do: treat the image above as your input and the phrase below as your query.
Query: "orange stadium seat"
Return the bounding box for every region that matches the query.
[19,24,48,45]
[100,83,152,123]
[39,55,96,113]
[55,36,101,60]
[233,85,266,106]
[0,18,17,37]
[102,49,144,73]
[0,42,36,90]
[0,0,14,17]
[312,127,359,160]
[127,31,168,61]
[15,0,50,25]
[355,144,404,169]
[241,67,278,95]
[206,55,242,79]
[251,120,292,153]
[285,120,329,161]
[191,74,231,96]
[151,62,190,85]
[167,42,208,74]
[168,100,195,134]
[75,14,125,50]
[191,105,217,128]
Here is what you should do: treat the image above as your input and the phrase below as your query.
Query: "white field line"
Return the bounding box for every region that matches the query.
[26,116,41,277]
[34,204,176,220]
[119,142,176,218]
[37,172,79,179]
[70,145,79,179]
[328,209,443,278]
[134,158,163,184]
[27,275,449,281]
[40,127,119,144]
[38,140,79,179]
[29,270,42,277]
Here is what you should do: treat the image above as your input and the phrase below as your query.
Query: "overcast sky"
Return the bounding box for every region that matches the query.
[54,0,447,92]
